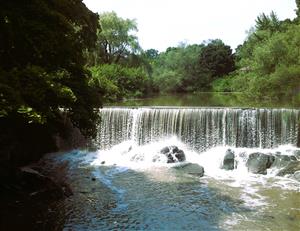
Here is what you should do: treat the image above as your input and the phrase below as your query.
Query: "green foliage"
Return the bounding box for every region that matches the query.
[152,41,235,93]
[87,11,141,65]
[89,64,149,101]
[214,14,300,101]
[199,39,235,78]
[296,0,300,18]
[0,0,102,137]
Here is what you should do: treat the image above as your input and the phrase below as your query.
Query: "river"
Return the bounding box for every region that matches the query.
[6,93,300,231]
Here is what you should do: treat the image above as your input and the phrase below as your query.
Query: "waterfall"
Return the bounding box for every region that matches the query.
[96,107,300,152]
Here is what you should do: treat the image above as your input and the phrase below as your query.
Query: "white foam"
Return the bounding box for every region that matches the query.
[90,138,300,193]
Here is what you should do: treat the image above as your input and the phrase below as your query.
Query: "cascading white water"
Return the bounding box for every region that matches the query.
[96,107,300,151]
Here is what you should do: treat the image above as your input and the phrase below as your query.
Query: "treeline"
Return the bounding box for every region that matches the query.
[85,12,236,100]
[89,3,300,101]
[214,2,300,101]
[150,41,235,93]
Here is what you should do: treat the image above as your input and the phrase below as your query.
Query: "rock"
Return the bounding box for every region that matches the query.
[160,146,170,154]
[271,155,297,169]
[292,171,300,181]
[160,146,186,163]
[175,163,204,177]
[17,166,70,199]
[221,149,235,170]
[276,161,300,176]
[246,153,275,175]
[292,150,300,160]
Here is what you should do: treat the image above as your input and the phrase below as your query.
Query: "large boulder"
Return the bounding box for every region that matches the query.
[221,149,235,170]
[17,166,72,199]
[246,153,275,175]
[271,154,297,169]
[175,163,204,177]
[160,146,186,163]
[276,161,300,176]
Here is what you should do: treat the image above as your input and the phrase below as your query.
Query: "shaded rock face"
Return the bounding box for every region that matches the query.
[276,161,300,177]
[175,163,205,177]
[246,153,275,175]
[18,166,73,199]
[221,149,235,170]
[292,150,300,160]
[271,155,297,169]
[160,146,186,163]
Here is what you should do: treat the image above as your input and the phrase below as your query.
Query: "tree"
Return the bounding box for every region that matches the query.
[296,0,300,18]
[255,12,281,32]
[0,0,101,137]
[91,11,141,65]
[199,40,235,78]
[144,49,159,60]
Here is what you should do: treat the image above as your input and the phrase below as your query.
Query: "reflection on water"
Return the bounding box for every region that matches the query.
[107,92,300,108]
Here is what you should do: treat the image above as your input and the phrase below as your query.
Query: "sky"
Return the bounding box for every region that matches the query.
[83,0,297,52]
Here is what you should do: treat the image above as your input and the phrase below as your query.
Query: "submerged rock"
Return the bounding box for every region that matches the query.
[160,146,186,163]
[175,163,204,177]
[276,161,300,176]
[246,153,275,175]
[221,149,235,170]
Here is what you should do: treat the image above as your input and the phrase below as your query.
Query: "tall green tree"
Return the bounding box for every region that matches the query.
[199,40,235,78]
[89,11,141,65]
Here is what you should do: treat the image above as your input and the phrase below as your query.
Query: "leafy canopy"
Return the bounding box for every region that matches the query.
[0,0,101,137]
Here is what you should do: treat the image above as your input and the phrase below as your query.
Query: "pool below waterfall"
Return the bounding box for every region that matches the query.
[12,106,300,230]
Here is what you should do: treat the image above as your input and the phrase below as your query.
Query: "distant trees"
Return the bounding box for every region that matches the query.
[87,12,141,65]
[86,11,152,101]
[213,8,300,100]
[151,40,235,93]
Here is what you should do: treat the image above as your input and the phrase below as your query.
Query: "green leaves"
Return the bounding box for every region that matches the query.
[0,0,102,137]
[89,64,148,101]
[214,16,300,102]
[89,11,141,65]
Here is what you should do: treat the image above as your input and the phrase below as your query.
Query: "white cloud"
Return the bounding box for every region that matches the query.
[83,0,297,51]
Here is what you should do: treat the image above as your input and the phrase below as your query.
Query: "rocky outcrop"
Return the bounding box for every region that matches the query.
[175,163,204,177]
[276,161,300,177]
[271,154,297,169]
[246,153,275,174]
[221,149,235,170]
[17,166,73,199]
[160,146,186,163]
[292,150,300,160]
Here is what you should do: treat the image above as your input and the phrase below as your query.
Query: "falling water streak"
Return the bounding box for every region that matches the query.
[96,108,300,151]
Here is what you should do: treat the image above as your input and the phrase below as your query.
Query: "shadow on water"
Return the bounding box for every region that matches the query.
[18,150,252,231]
